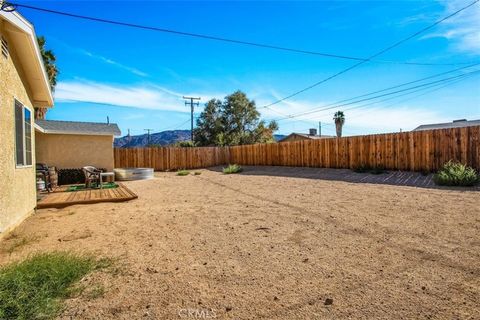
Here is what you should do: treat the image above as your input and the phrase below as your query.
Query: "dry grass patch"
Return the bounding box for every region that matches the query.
[0,252,111,320]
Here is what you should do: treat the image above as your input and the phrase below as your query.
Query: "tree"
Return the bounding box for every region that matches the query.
[333,111,345,138]
[194,91,278,146]
[37,36,58,90]
[193,99,223,146]
[35,36,58,119]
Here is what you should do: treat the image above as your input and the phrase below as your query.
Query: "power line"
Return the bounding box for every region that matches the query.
[158,118,192,132]
[3,1,478,67]
[321,72,480,134]
[282,69,480,120]
[272,64,480,121]
[261,0,480,109]
[332,71,480,119]
[274,72,480,135]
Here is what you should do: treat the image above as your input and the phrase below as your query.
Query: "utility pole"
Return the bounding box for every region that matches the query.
[144,128,154,146]
[183,96,200,141]
[318,121,322,137]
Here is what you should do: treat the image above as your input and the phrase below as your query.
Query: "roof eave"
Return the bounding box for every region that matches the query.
[1,10,54,107]
[34,127,119,137]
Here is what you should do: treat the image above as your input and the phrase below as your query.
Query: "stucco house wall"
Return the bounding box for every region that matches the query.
[35,132,115,170]
[0,24,37,235]
[280,134,309,143]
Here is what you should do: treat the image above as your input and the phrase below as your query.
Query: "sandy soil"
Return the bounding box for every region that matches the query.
[1,166,479,319]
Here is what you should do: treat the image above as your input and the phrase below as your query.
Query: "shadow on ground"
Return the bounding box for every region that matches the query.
[208,165,479,191]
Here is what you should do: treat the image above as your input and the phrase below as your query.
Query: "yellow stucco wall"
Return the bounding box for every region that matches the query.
[35,132,115,171]
[0,25,37,235]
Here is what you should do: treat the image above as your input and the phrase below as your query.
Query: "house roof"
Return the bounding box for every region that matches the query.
[413,119,480,131]
[35,120,122,136]
[0,7,53,107]
[279,133,334,142]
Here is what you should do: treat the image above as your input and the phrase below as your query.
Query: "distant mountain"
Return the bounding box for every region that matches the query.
[114,130,288,148]
[114,130,190,148]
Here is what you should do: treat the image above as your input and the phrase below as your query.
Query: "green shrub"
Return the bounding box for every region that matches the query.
[174,141,195,148]
[223,164,243,174]
[177,169,190,176]
[0,252,107,320]
[433,161,479,186]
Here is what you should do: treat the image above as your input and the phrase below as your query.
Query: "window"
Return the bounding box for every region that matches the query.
[14,100,32,167]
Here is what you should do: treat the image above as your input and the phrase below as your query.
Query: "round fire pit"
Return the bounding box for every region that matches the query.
[114,168,154,181]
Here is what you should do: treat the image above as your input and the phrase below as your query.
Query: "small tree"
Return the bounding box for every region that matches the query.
[333,111,345,138]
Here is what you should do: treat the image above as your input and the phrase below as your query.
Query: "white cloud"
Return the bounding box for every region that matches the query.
[343,106,447,132]
[54,80,227,112]
[420,0,480,54]
[255,88,449,133]
[272,105,449,135]
[55,81,184,111]
[82,50,149,77]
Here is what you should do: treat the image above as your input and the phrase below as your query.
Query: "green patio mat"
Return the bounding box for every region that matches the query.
[66,182,119,192]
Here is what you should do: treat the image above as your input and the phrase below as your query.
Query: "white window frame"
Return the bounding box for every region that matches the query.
[14,99,33,168]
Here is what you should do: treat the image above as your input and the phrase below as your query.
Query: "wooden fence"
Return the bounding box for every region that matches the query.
[114,126,480,172]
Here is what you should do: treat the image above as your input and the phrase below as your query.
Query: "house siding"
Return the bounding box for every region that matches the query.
[0,24,37,235]
[35,132,115,171]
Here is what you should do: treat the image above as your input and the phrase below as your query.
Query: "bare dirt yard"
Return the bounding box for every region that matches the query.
[1,166,479,319]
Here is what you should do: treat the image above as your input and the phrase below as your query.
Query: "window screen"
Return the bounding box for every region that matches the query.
[15,100,24,166]
[24,108,32,165]
[14,100,32,166]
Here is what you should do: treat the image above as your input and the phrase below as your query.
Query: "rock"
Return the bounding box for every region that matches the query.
[226,306,232,312]
[324,298,333,305]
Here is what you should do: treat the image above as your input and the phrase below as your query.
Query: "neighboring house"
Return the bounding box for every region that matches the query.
[35,120,121,171]
[0,10,53,235]
[279,133,334,143]
[413,119,480,131]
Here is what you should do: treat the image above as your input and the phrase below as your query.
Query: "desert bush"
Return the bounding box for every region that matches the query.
[194,171,202,175]
[174,141,195,148]
[177,169,190,176]
[223,164,243,174]
[433,161,478,186]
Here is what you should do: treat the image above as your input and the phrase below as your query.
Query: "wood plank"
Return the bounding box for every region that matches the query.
[37,184,138,209]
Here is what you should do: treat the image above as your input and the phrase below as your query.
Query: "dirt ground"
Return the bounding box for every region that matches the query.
[1,166,479,319]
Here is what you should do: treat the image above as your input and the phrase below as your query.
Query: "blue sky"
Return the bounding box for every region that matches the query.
[17,0,480,136]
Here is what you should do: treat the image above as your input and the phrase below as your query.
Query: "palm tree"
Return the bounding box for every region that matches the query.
[36,36,58,119]
[37,36,58,90]
[333,111,345,138]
